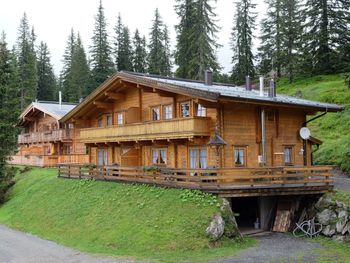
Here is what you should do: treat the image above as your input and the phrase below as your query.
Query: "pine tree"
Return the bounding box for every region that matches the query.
[70,33,91,97]
[0,32,20,200]
[148,8,171,76]
[162,25,172,76]
[89,0,114,88]
[175,0,197,78]
[117,26,133,71]
[231,0,257,84]
[37,41,56,101]
[132,29,148,73]
[175,0,220,80]
[303,0,350,74]
[114,13,123,71]
[16,13,37,109]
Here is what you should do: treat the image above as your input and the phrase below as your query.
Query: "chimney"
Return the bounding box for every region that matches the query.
[59,91,62,110]
[245,75,252,91]
[204,69,213,86]
[268,79,276,97]
[259,76,264,97]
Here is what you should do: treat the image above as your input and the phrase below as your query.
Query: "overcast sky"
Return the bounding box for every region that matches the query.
[0,0,266,75]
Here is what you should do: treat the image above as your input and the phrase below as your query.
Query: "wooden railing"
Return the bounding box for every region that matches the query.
[18,129,73,144]
[57,164,334,195]
[79,117,211,143]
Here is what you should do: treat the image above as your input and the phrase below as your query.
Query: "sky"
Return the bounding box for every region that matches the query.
[0,0,266,75]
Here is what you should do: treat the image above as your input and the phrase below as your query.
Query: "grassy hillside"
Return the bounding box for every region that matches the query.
[278,75,350,173]
[0,168,253,262]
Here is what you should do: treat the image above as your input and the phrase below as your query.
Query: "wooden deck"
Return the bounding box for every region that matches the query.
[57,164,334,196]
[18,129,73,144]
[79,117,211,143]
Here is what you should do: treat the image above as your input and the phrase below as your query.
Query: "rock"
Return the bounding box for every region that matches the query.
[315,197,333,210]
[332,235,348,242]
[322,225,336,237]
[316,209,337,225]
[206,213,225,241]
[342,222,350,235]
[336,210,348,233]
[220,198,242,239]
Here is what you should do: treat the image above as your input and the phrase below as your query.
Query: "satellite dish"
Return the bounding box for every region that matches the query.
[299,127,311,140]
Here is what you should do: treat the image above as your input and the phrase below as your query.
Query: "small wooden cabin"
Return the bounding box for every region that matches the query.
[10,101,88,167]
[59,71,343,231]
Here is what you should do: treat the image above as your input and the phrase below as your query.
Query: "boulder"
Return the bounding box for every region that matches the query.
[336,210,348,233]
[316,209,337,225]
[332,235,349,243]
[220,198,242,239]
[322,224,336,237]
[206,213,225,241]
[342,222,350,235]
[315,197,333,210]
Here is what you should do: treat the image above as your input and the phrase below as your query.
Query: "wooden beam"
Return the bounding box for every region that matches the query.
[105,92,125,100]
[93,101,114,109]
[23,116,36,122]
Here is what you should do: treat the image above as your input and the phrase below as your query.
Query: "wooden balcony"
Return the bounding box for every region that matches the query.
[57,165,334,197]
[18,129,73,144]
[79,117,211,143]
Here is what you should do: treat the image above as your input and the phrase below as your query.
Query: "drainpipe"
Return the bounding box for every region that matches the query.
[260,77,266,166]
[301,111,327,166]
[59,91,62,110]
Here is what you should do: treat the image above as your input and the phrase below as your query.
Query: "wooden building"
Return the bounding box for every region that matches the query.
[10,101,89,167]
[59,71,343,231]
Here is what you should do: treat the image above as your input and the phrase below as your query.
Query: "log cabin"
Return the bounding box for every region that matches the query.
[59,71,344,232]
[10,100,89,167]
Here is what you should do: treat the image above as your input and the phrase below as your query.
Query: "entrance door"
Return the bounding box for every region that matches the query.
[98,149,108,167]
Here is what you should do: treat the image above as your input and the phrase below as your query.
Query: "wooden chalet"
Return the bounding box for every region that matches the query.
[58,71,344,231]
[10,101,89,167]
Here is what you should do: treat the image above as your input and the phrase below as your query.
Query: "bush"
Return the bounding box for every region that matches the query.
[0,166,17,203]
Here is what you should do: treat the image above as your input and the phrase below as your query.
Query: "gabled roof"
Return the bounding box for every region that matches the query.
[19,101,77,126]
[61,71,344,122]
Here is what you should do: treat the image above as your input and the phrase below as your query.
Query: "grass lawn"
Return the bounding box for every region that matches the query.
[278,74,350,173]
[0,167,254,262]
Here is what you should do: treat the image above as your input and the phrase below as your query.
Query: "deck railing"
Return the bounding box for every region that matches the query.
[79,117,211,143]
[57,164,334,195]
[18,129,73,144]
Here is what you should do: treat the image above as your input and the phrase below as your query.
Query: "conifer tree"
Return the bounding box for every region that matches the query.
[36,41,56,101]
[148,8,171,76]
[303,0,350,74]
[132,29,148,73]
[114,13,124,71]
[16,13,38,109]
[231,0,257,84]
[162,25,173,76]
[0,32,20,200]
[117,26,133,71]
[89,0,114,87]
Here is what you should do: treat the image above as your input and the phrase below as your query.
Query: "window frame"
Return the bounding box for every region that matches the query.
[106,114,113,126]
[196,103,206,117]
[189,147,207,169]
[163,104,173,120]
[180,101,191,118]
[97,116,103,127]
[233,146,247,167]
[151,105,161,121]
[116,112,124,125]
[283,145,294,166]
[151,148,167,165]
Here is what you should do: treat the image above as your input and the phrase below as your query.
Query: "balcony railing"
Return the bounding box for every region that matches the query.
[79,117,211,143]
[57,165,334,196]
[18,129,73,144]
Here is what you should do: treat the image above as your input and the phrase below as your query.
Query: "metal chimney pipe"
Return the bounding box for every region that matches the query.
[259,76,264,96]
[268,79,276,97]
[59,91,62,110]
[245,75,252,91]
[205,69,213,86]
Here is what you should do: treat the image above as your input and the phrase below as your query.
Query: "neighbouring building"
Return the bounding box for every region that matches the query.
[10,100,89,167]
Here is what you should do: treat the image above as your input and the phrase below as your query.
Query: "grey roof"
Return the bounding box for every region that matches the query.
[21,101,77,120]
[142,75,343,111]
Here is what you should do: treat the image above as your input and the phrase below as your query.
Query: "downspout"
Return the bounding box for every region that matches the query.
[301,111,327,166]
[260,77,266,166]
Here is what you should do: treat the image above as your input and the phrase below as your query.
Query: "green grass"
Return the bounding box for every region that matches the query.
[0,167,254,262]
[325,189,350,206]
[313,237,350,263]
[278,75,350,173]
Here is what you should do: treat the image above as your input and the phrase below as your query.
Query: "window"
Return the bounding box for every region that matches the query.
[152,148,167,165]
[106,114,113,126]
[117,113,123,125]
[97,117,103,127]
[63,145,71,155]
[163,105,173,120]
[267,110,275,121]
[196,104,206,117]
[181,101,190,118]
[151,106,160,121]
[284,146,293,165]
[234,147,246,167]
[189,148,207,169]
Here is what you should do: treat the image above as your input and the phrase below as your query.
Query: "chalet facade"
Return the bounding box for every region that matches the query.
[58,71,343,232]
[10,101,88,167]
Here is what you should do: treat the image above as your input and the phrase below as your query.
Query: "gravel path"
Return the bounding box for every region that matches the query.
[216,233,323,263]
[0,224,133,263]
[333,171,350,192]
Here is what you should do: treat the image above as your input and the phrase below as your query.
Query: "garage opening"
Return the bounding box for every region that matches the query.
[231,197,260,231]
